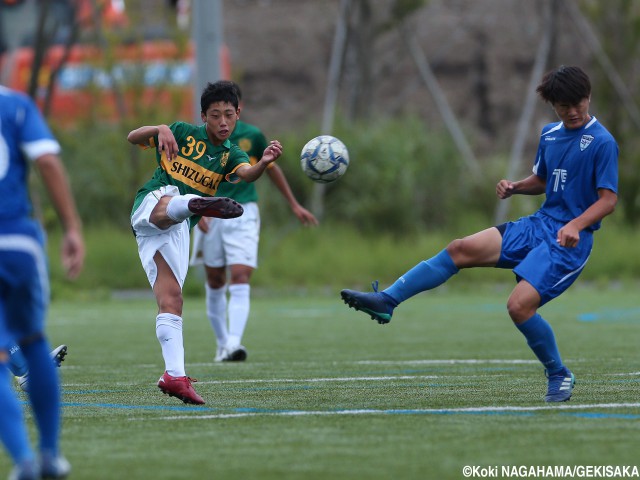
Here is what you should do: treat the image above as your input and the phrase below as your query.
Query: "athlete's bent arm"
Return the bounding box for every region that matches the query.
[497,175,546,199]
[235,140,283,183]
[266,164,318,226]
[35,152,85,279]
[556,188,617,247]
[127,125,179,160]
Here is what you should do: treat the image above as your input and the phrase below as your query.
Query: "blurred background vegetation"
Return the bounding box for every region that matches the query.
[2,0,639,297]
[44,112,640,300]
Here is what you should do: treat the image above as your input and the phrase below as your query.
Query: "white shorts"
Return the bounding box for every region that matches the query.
[131,185,190,288]
[190,202,260,269]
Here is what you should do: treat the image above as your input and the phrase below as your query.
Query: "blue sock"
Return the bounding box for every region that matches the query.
[8,344,29,377]
[384,249,459,303]
[516,313,564,375]
[0,366,34,464]
[21,337,61,453]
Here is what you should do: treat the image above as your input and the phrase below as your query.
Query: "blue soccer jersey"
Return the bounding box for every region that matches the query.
[0,86,61,222]
[1,86,56,340]
[533,117,618,231]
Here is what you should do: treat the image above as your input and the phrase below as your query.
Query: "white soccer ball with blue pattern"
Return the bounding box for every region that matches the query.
[300,135,349,183]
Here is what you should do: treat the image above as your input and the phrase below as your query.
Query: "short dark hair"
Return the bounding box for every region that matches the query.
[230,81,243,102]
[200,81,239,113]
[536,65,591,105]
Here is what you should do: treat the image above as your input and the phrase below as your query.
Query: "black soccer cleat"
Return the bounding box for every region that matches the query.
[188,197,244,219]
[340,281,395,324]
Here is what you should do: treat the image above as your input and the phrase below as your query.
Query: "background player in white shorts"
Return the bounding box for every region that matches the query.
[191,81,317,362]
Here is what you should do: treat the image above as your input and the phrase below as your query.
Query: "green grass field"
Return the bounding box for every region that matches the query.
[2,284,639,479]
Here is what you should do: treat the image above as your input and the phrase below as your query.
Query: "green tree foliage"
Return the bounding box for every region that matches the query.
[581,0,640,224]
[256,115,490,235]
[51,113,494,233]
[52,122,153,229]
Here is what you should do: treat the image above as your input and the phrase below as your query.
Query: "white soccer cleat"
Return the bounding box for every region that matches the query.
[16,375,29,392]
[8,459,38,480]
[16,345,68,392]
[214,344,248,362]
[223,344,247,362]
[50,345,68,367]
[214,346,228,362]
[40,452,71,479]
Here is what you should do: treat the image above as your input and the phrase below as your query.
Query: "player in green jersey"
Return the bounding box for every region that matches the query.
[190,82,317,362]
[128,81,283,405]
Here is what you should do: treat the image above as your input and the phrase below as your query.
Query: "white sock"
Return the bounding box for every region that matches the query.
[155,313,185,377]
[228,283,250,346]
[166,194,200,222]
[206,284,228,348]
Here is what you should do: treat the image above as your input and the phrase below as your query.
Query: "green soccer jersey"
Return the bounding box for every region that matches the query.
[131,121,250,227]
[215,120,268,204]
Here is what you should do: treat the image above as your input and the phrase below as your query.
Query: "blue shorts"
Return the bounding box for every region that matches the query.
[495,212,593,306]
[0,218,48,351]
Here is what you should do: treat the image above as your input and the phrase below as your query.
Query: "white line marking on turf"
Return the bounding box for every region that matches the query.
[160,402,640,420]
[198,375,439,385]
[356,359,539,365]
[63,359,543,371]
[189,358,543,367]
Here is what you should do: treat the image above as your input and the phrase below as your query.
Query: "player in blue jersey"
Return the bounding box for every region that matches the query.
[0,86,85,479]
[128,81,282,405]
[341,65,618,403]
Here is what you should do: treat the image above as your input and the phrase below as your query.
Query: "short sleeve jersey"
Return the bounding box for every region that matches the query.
[215,120,268,203]
[533,117,618,232]
[0,86,61,221]
[131,121,250,222]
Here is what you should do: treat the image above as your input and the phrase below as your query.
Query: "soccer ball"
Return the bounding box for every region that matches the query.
[300,135,349,183]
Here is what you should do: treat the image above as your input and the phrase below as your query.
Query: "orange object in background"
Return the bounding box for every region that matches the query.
[1,39,230,124]
[1,41,194,122]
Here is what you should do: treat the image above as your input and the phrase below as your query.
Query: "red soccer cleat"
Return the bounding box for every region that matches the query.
[188,197,243,219]
[157,371,205,405]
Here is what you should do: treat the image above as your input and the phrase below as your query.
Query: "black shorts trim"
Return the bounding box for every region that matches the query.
[495,223,507,236]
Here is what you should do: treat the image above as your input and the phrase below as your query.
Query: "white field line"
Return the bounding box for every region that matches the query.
[61,358,541,374]
[193,359,542,383]
[60,374,499,388]
[63,358,539,370]
[197,375,440,385]
[356,359,539,365]
[61,358,640,388]
[160,402,640,421]
[192,359,542,367]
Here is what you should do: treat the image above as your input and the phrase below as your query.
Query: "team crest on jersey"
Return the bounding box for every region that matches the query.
[220,152,229,167]
[239,138,252,152]
[580,134,594,151]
